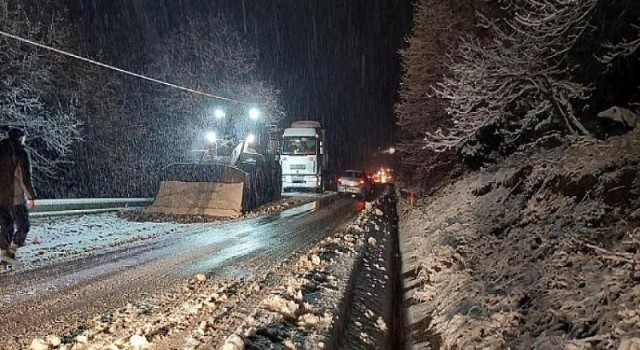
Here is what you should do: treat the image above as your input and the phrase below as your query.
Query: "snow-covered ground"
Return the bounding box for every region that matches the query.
[11,190,400,350]
[400,129,640,349]
[10,192,334,272]
[18,213,192,271]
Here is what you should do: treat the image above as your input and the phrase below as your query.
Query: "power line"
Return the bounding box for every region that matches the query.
[0,29,248,104]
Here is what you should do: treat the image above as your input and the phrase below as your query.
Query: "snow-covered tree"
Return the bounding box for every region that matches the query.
[427,0,600,153]
[147,14,284,122]
[598,18,640,108]
[143,15,284,165]
[396,0,480,184]
[0,1,81,179]
[599,20,640,66]
[56,14,284,198]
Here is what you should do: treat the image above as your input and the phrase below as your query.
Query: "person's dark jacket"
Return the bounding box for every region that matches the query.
[0,138,36,206]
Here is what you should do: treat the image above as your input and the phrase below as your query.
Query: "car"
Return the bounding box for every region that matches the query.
[337,170,372,199]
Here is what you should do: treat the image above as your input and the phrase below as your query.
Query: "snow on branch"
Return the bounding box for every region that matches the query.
[0,0,81,179]
[427,0,598,152]
[598,20,640,65]
[0,78,81,178]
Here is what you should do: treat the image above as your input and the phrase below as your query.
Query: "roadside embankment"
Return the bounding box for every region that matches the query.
[400,129,640,349]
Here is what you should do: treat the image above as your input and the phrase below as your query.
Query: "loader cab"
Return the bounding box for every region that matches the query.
[269,132,281,159]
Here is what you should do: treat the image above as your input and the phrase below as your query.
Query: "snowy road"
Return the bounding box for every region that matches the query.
[0,195,362,348]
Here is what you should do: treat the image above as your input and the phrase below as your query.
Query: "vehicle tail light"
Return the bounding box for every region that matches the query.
[337,178,342,185]
[359,180,365,188]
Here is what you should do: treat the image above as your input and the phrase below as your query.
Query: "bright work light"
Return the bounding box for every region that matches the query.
[214,108,226,119]
[206,131,217,143]
[249,108,260,120]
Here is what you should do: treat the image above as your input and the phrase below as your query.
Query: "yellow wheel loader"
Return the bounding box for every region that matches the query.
[145,132,282,218]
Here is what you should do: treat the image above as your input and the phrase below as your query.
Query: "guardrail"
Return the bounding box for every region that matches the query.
[31,198,154,218]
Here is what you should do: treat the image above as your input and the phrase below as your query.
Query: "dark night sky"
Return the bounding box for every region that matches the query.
[68,0,413,170]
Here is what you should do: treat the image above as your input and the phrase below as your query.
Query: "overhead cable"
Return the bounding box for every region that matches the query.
[0,29,247,104]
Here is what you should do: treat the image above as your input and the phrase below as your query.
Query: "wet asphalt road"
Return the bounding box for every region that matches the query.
[0,196,362,347]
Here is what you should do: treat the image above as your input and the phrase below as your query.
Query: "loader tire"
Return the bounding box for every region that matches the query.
[268,161,282,201]
[241,165,267,213]
[253,167,267,207]
[242,172,255,213]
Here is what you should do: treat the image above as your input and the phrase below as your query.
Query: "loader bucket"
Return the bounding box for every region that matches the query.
[145,163,248,218]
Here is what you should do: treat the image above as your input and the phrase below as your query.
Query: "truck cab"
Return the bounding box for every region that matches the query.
[280,121,327,193]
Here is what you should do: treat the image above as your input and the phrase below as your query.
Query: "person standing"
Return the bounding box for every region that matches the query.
[0,127,36,270]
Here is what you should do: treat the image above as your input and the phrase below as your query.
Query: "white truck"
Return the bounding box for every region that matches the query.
[280,120,327,193]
